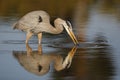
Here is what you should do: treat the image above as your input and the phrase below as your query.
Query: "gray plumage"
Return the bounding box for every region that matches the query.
[13,10,78,44]
[13,10,64,34]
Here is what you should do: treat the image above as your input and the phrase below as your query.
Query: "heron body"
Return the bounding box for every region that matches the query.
[13,10,78,44]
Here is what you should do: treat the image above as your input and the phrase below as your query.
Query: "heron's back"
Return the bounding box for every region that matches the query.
[13,10,50,32]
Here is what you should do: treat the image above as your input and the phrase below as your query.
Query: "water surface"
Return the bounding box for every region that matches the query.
[0,0,120,80]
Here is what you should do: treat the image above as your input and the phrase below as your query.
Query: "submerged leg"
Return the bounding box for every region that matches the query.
[26,43,32,56]
[38,44,42,54]
[38,33,42,44]
[26,32,33,43]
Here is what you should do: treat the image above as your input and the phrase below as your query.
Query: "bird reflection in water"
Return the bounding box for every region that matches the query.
[13,44,77,76]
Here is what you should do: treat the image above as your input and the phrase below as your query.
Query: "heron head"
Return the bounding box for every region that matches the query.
[62,19,79,45]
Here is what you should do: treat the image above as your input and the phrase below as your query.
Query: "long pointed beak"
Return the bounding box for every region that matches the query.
[64,26,79,45]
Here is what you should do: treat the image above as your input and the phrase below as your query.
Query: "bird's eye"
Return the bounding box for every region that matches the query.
[66,21,70,27]
[38,16,42,23]
[66,20,72,29]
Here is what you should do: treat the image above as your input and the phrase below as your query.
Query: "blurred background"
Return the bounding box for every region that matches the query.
[0,0,120,80]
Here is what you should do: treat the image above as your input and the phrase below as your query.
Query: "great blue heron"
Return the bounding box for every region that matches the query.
[13,10,78,45]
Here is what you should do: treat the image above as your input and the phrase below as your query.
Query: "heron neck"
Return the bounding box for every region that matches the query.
[45,21,64,34]
[53,55,64,71]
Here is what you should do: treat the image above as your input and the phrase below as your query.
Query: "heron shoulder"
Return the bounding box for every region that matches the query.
[54,18,65,24]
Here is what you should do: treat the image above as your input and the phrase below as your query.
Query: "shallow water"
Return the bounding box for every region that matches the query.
[0,0,120,80]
